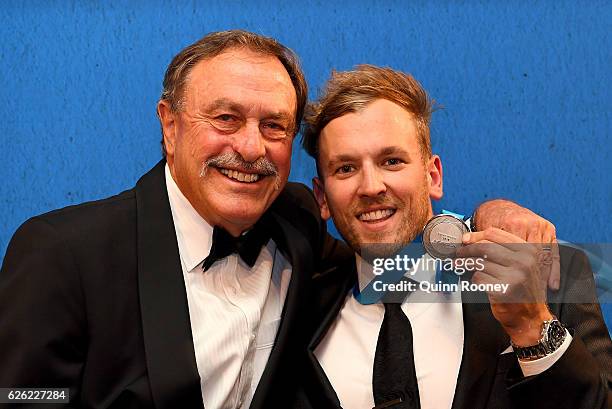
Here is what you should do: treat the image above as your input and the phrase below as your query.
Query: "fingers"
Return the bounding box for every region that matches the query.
[540,224,559,289]
[523,220,559,291]
[458,226,558,293]
[457,240,516,268]
[471,259,509,282]
[470,260,548,304]
[502,215,530,241]
[525,218,555,244]
[526,227,542,243]
[548,238,561,291]
[460,228,534,268]
[477,202,555,245]
[462,227,526,247]
[528,219,561,291]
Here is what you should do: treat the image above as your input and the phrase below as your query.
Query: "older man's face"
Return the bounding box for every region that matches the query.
[159,48,297,236]
[313,99,443,255]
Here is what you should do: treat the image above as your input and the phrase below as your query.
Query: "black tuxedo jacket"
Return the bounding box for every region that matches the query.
[300,246,612,409]
[0,160,349,408]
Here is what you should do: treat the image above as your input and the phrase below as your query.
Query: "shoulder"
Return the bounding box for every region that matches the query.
[551,244,602,309]
[6,188,138,266]
[273,182,320,217]
[270,182,322,239]
[34,188,136,239]
[557,244,602,285]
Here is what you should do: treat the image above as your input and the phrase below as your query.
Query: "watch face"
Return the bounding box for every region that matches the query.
[547,320,566,347]
[515,319,566,360]
[422,215,470,259]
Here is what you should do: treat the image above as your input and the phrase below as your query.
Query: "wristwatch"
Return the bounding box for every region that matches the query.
[512,318,567,361]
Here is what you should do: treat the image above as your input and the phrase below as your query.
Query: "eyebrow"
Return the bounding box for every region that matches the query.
[204,99,293,121]
[265,112,293,122]
[204,98,243,113]
[327,154,358,172]
[379,146,411,158]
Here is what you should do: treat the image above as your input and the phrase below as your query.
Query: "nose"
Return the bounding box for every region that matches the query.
[233,122,266,163]
[357,163,386,197]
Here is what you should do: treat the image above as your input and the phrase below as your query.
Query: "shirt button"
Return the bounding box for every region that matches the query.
[250,333,256,341]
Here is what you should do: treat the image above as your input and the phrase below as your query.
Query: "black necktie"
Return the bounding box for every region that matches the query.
[202,223,270,272]
[372,303,421,409]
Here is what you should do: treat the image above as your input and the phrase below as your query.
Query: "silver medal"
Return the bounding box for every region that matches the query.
[422,214,470,259]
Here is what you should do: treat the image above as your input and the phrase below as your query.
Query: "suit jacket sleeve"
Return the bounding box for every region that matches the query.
[0,217,86,397]
[272,183,351,275]
[506,247,612,409]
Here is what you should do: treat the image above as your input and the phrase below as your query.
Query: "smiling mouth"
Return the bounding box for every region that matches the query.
[217,168,264,183]
[357,208,396,222]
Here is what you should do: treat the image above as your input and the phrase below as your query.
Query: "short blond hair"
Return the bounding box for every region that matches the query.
[303,65,435,170]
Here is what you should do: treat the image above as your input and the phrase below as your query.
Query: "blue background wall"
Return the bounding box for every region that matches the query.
[1,1,610,326]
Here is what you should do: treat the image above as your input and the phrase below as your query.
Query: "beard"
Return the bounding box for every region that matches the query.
[330,176,432,262]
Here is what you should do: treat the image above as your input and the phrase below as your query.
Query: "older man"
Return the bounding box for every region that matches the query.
[0,31,562,409]
[0,29,321,409]
[300,65,611,408]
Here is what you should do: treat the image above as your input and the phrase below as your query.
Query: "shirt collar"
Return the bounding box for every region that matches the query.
[165,164,214,272]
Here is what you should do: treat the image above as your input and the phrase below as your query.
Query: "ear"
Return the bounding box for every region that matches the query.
[157,100,178,159]
[427,154,443,200]
[312,177,331,221]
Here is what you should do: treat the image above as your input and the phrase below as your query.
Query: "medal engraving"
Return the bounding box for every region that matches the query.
[423,215,470,259]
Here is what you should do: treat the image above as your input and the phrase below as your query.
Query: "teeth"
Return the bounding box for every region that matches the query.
[219,168,261,183]
[359,209,394,221]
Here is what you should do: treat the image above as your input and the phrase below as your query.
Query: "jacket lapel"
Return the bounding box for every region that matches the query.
[249,212,313,409]
[451,293,508,409]
[135,160,203,409]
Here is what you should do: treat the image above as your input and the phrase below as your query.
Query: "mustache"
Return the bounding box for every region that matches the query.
[200,152,278,177]
[199,152,282,190]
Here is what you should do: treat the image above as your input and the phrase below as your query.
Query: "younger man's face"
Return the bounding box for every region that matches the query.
[313,99,443,255]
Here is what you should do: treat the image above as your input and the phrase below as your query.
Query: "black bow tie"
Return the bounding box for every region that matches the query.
[202,222,271,272]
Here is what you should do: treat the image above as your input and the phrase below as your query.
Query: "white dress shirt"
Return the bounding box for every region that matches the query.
[165,165,292,409]
[315,253,571,409]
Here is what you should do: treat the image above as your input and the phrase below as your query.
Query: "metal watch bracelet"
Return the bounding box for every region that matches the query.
[512,318,567,361]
